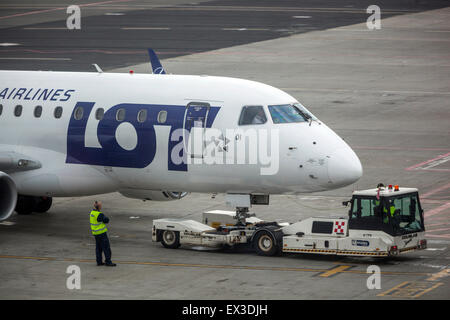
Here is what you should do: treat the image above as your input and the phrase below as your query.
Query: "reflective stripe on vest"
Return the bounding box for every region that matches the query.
[90,210,107,235]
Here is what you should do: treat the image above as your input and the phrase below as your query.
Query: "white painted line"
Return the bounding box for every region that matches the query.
[421,154,450,170]
[23,27,67,30]
[330,29,371,32]
[222,28,269,31]
[293,15,311,18]
[121,27,170,30]
[281,87,450,95]
[0,57,71,61]
[0,42,20,46]
[105,12,124,15]
[0,221,15,226]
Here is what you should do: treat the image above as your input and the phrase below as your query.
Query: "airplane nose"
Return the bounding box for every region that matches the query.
[327,147,363,187]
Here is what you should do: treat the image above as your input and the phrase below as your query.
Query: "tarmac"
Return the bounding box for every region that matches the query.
[0,0,449,300]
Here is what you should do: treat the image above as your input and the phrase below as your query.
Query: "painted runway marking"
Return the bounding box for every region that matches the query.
[0,255,429,276]
[281,87,450,96]
[23,27,67,30]
[317,265,352,277]
[426,268,450,282]
[0,57,71,61]
[0,0,132,20]
[425,203,450,218]
[222,28,270,31]
[425,234,450,239]
[121,27,171,30]
[0,221,15,226]
[377,281,443,298]
[422,182,450,199]
[426,227,450,233]
[0,43,20,46]
[406,152,450,172]
[354,146,450,152]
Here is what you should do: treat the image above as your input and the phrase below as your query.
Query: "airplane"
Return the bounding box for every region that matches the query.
[0,50,362,221]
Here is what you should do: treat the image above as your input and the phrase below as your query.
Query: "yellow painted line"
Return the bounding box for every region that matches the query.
[426,268,450,281]
[412,282,444,298]
[378,281,410,296]
[378,281,444,298]
[318,265,352,278]
[0,254,430,277]
[0,255,329,273]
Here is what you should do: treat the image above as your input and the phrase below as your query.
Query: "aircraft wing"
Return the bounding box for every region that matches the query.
[0,151,42,172]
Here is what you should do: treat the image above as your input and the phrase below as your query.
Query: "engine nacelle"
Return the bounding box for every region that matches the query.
[119,189,188,201]
[0,171,18,221]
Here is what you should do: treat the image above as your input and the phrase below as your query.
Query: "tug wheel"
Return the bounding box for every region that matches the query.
[161,230,181,249]
[254,231,279,256]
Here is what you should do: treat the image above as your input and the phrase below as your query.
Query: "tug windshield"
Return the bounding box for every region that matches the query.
[349,192,425,236]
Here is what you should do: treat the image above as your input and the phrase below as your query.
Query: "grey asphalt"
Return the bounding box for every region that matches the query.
[0,0,447,71]
[0,0,449,300]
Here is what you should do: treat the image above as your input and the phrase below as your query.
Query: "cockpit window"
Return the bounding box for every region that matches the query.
[268,103,316,124]
[238,106,267,125]
[294,103,317,120]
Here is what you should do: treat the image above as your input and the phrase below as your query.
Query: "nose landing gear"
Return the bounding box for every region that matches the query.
[15,195,53,215]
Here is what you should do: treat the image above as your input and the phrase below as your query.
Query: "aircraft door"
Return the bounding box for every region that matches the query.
[183,102,210,159]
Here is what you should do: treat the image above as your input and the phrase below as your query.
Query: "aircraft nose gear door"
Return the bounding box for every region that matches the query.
[183,102,210,159]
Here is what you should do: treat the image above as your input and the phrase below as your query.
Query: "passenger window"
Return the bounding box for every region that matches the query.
[137,109,147,123]
[54,106,63,119]
[116,108,125,121]
[238,106,266,125]
[0,104,3,116]
[74,106,83,120]
[157,110,167,124]
[95,108,104,120]
[14,105,22,117]
[34,106,43,118]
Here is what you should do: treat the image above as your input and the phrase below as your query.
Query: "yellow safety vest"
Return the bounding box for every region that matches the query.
[383,206,396,223]
[90,210,107,235]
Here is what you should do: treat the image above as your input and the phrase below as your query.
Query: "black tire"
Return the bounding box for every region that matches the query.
[254,231,279,256]
[161,230,181,249]
[15,195,36,215]
[35,197,52,213]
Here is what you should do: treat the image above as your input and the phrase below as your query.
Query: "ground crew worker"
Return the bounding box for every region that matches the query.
[383,200,396,224]
[90,201,116,267]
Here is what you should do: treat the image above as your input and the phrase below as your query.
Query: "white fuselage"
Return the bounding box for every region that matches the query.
[0,70,362,198]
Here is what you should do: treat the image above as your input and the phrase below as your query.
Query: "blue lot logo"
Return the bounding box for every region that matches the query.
[66,102,220,171]
[352,240,370,247]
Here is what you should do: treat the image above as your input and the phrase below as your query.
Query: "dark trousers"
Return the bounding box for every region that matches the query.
[94,232,112,264]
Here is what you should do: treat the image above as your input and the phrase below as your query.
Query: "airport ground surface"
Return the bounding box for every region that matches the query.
[0,0,449,300]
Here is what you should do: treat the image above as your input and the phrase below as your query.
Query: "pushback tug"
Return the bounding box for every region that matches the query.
[153,185,426,257]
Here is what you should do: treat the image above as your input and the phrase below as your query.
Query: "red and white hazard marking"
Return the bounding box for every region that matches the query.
[334,221,345,234]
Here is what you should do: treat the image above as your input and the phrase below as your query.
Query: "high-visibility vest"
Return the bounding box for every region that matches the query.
[90,210,107,235]
[383,206,396,223]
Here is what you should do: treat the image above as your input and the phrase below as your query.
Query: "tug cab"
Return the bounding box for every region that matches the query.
[348,185,425,236]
